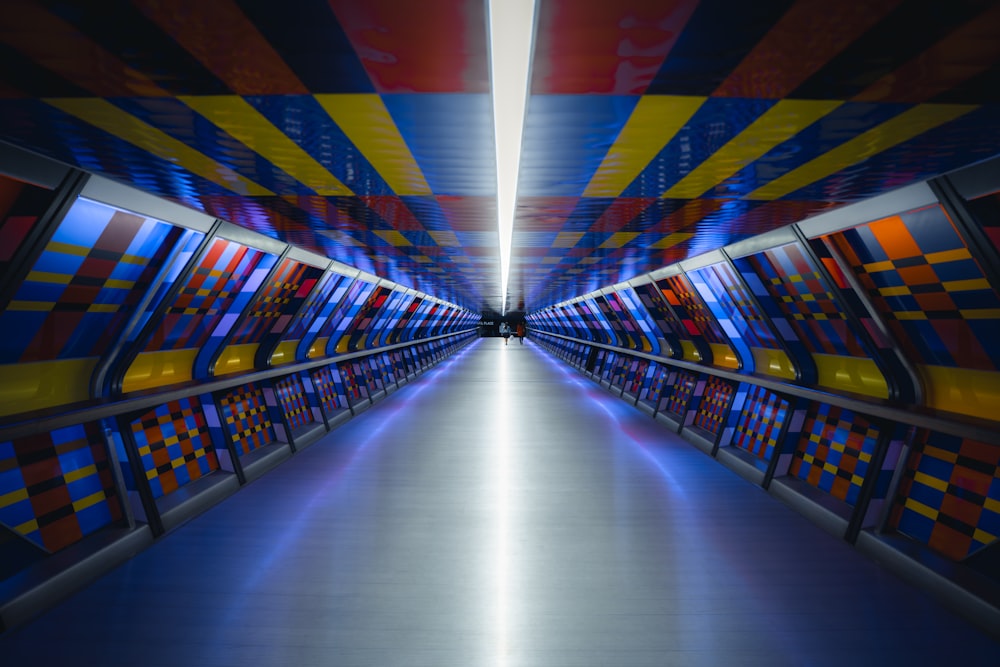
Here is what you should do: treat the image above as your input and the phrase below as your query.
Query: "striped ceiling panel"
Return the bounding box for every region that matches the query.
[1,0,998,314]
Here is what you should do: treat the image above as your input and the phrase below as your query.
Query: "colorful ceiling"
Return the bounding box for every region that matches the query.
[1,0,999,314]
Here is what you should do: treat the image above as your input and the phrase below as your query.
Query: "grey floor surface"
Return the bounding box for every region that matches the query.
[1,338,997,666]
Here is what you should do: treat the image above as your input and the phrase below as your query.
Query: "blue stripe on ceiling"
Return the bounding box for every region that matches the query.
[381,93,494,197]
[111,96,314,195]
[706,101,909,200]
[788,104,1000,202]
[620,97,775,199]
[235,0,374,93]
[519,95,640,197]
[248,94,393,195]
[0,99,233,203]
[646,0,796,96]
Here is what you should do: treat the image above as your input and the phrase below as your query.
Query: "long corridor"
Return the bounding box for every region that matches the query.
[1,339,997,666]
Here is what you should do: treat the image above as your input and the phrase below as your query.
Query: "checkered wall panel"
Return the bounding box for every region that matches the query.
[731,384,789,461]
[310,365,347,415]
[230,258,325,346]
[218,382,275,456]
[788,403,881,506]
[0,422,121,552]
[274,373,314,430]
[2,197,190,364]
[658,274,730,345]
[736,242,871,358]
[663,370,698,417]
[128,397,219,499]
[143,238,271,352]
[827,204,1000,371]
[692,376,735,437]
[891,431,1000,561]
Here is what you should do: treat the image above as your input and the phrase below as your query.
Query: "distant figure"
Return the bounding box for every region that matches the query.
[516,321,525,344]
[499,321,511,345]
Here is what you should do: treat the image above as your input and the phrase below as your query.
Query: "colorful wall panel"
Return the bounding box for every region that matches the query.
[339,363,364,402]
[1,197,197,414]
[656,274,736,368]
[788,404,881,506]
[730,385,790,462]
[339,284,393,353]
[662,370,698,418]
[127,397,219,500]
[691,376,735,438]
[227,258,319,346]
[891,431,1000,561]
[218,383,276,456]
[320,278,377,356]
[310,365,348,416]
[0,422,122,552]
[123,237,273,392]
[274,374,314,431]
[632,282,683,357]
[689,261,797,380]
[640,364,667,409]
[733,242,889,398]
[823,204,1000,420]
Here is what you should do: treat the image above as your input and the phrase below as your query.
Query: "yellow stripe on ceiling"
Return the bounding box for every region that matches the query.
[747,103,978,201]
[553,232,584,247]
[663,99,841,199]
[583,96,706,198]
[600,232,640,248]
[374,230,412,246]
[45,98,273,196]
[315,94,431,196]
[649,232,694,249]
[179,95,351,196]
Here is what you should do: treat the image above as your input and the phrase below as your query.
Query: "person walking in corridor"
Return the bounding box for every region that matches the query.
[516,321,525,344]
[499,321,511,345]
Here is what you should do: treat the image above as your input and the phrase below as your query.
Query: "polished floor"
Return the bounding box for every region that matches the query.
[1,338,997,666]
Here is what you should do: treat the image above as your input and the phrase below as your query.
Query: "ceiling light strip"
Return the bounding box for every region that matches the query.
[489,0,536,315]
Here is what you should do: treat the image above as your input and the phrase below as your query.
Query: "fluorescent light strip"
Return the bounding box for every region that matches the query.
[489,0,536,315]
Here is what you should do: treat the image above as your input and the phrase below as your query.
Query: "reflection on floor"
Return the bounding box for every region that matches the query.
[1,339,996,666]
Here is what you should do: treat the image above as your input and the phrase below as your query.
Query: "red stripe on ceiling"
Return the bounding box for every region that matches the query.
[134,0,307,95]
[437,196,496,232]
[362,196,425,231]
[0,2,168,97]
[532,0,700,95]
[648,199,726,235]
[852,3,1000,103]
[714,0,901,98]
[327,0,489,93]
[587,198,658,233]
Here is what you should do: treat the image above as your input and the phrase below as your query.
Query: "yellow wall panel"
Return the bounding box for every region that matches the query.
[708,343,740,370]
[751,347,797,380]
[122,350,197,393]
[213,344,260,376]
[0,359,96,418]
[921,365,1000,422]
[813,354,889,399]
[269,341,299,367]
